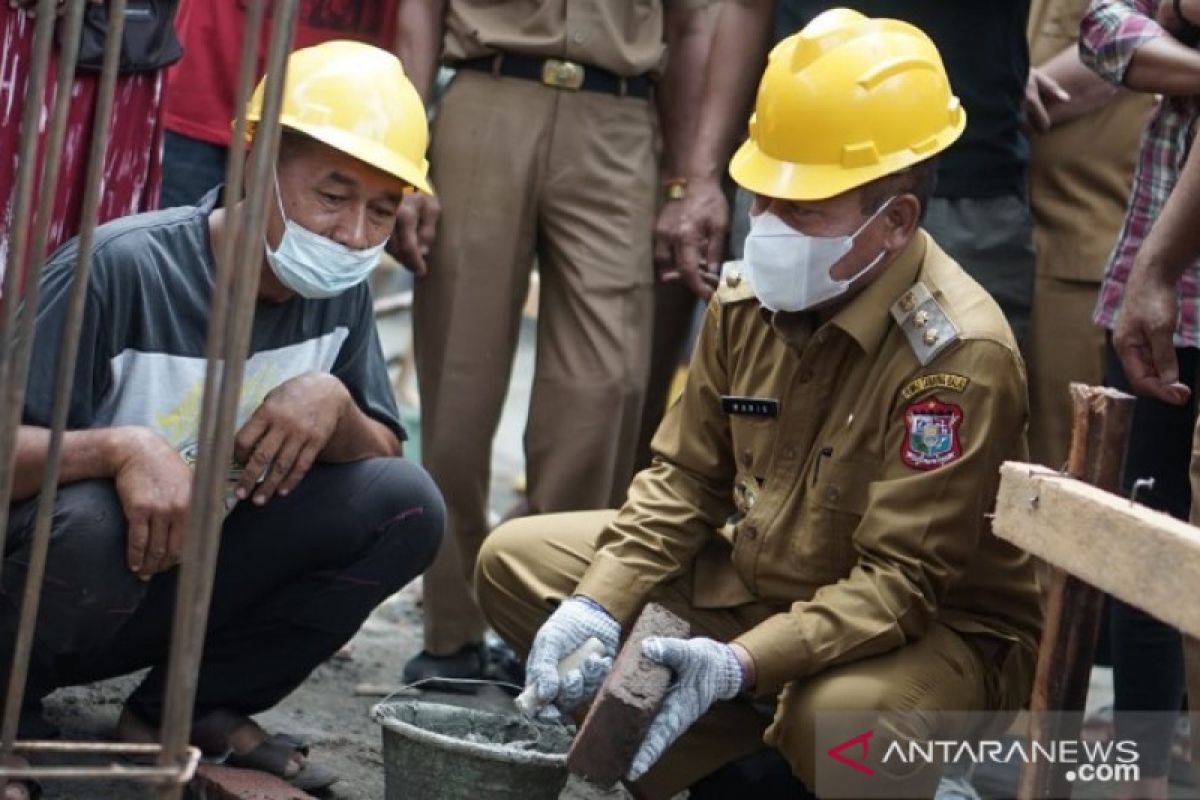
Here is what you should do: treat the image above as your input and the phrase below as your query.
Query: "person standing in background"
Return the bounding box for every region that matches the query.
[1024,0,1153,469]
[1,0,180,263]
[159,0,402,208]
[393,0,715,686]
[1080,1,1200,795]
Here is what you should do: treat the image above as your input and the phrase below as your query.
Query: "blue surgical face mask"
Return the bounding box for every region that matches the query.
[264,172,387,299]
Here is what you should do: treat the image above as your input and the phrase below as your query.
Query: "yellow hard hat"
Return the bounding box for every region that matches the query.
[246,40,432,194]
[730,8,964,201]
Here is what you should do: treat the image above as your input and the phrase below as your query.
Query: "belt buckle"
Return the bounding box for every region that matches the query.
[542,58,584,91]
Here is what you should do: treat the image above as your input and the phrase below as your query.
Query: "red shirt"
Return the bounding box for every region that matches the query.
[164,0,399,147]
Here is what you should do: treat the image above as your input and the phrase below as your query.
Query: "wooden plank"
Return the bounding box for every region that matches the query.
[1017,384,1133,800]
[994,462,1200,639]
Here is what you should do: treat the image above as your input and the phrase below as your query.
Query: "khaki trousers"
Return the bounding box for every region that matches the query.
[476,511,1027,799]
[413,71,657,654]
[1025,274,1106,468]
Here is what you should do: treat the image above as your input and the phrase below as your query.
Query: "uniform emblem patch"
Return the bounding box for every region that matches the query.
[902,398,963,470]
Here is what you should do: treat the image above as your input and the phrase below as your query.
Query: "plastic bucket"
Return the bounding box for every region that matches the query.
[372,699,572,800]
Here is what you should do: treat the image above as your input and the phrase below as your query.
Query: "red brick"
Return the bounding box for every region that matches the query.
[566,602,691,788]
[188,764,317,800]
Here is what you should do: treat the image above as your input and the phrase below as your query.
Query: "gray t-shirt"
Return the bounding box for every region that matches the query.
[23,188,405,461]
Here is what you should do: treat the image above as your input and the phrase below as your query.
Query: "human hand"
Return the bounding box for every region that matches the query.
[523,597,621,718]
[111,427,193,580]
[1023,67,1071,134]
[627,636,744,781]
[654,176,729,300]
[1114,271,1191,404]
[388,191,440,277]
[232,372,350,505]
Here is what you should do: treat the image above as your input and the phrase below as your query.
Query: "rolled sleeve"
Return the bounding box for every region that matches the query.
[1080,0,1167,85]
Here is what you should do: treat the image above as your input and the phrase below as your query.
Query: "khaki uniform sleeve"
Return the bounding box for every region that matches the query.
[575,301,738,624]
[734,339,1027,694]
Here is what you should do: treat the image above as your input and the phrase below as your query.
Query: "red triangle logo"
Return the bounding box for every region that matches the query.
[827,730,875,776]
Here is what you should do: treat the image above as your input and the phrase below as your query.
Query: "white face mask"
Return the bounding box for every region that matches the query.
[264,173,387,299]
[743,197,894,313]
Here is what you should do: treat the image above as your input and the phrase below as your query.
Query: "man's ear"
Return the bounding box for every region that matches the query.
[882,194,921,250]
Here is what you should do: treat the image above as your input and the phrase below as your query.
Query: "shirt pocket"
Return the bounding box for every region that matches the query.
[792,457,873,580]
[729,415,778,481]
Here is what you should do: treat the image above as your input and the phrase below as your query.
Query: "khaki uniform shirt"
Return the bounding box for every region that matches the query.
[576,232,1043,694]
[1027,0,1154,281]
[443,0,706,77]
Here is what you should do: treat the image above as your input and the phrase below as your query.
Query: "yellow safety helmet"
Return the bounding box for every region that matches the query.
[730,8,964,201]
[246,40,432,194]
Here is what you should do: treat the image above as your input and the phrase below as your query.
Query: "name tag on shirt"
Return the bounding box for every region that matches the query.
[720,396,779,418]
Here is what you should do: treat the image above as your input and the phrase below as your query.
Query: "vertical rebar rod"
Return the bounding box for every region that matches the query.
[0,0,127,754]
[155,3,299,796]
[0,0,63,574]
[0,0,89,752]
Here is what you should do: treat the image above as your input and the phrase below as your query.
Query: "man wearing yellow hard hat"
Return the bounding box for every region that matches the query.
[9,41,442,793]
[475,10,1042,797]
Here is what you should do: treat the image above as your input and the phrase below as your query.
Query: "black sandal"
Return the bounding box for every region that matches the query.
[224,733,339,792]
[120,706,338,792]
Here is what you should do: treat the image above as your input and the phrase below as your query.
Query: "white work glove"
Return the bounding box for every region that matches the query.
[627,637,745,781]
[524,596,620,717]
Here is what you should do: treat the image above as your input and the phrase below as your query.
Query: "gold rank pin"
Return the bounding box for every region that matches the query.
[890,282,960,366]
[716,261,757,304]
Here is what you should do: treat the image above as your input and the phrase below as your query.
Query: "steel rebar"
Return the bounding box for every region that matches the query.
[0,0,127,756]
[154,3,299,797]
[0,0,62,581]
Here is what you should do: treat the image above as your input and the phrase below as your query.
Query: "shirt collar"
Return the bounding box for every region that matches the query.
[760,231,927,354]
[826,231,926,355]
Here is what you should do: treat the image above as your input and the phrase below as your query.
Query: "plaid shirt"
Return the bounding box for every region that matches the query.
[1082,0,1200,346]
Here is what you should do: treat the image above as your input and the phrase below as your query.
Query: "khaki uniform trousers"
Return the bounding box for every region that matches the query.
[1025,275,1106,468]
[413,70,657,654]
[477,511,1017,799]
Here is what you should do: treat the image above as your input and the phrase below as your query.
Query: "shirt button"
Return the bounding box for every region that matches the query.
[825,485,841,502]
[741,449,753,467]
[572,30,587,44]
[782,446,797,460]
[743,524,759,541]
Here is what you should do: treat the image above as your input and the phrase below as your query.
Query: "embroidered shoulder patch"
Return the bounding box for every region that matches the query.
[902,398,963,470]
[900,373,970,402]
